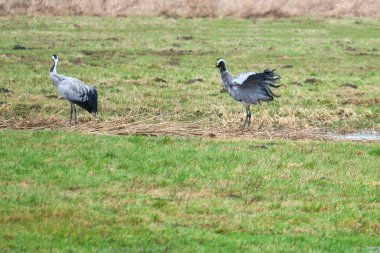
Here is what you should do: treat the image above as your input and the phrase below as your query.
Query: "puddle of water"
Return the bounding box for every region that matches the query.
[328,131,380,141]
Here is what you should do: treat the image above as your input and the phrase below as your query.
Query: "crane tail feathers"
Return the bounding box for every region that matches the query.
[73,88,98,114]
[262,69,281,98]
[74,100,97,114]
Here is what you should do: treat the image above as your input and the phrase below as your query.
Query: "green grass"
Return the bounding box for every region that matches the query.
[1,130,380,252]
[1,16,380,252]
[1,16,380,131]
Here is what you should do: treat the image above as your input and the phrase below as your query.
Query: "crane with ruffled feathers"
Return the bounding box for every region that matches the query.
[215,58,281,128]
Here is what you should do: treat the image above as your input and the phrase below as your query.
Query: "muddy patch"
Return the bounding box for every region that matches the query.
[345,45,357,51]
[81,50,96,56]
[186,78,204,84]
[248,143,278,149]
[291,81,302,86]
[132,49,214,57]
[69,57,85,65]
[342,97,380,105]
[45,94,62,99]
[356,52,370,56]
[0,87,11,93]
[106,37,119,41]
[158,48,193,56]
[73,24,82,30]
[177,35,193,41]
[340,83,358,89]
[154,77,167,83]
[305,78,321,84]
[350,51,377,57]
[327,131,380,141]
[80,50,116,58]
[168,58,180,66]
[13,44,27,50]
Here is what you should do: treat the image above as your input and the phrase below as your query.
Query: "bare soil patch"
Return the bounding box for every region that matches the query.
[186,78,204,84]
[0,87,11,93]
[305,78,321,84]
[341,83,358,89]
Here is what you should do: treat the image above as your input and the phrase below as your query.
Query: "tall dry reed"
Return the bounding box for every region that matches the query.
[1,0,379,18]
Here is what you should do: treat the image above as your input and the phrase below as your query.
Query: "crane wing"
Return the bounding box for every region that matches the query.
[58,78,96,103]
[229,69,281,104]
[233,69,280,87]
[232,72,256,85]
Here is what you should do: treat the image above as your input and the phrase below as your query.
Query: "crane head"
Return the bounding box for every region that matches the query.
[216,58,226,71]
[52,54,58,61]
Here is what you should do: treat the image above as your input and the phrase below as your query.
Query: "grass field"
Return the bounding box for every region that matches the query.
[1,130,380,252]
[1,16,380,132]
[1,16,380,252]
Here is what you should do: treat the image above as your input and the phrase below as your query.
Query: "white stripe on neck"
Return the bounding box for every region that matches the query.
[216,59,225,66]
[52,60,58,73]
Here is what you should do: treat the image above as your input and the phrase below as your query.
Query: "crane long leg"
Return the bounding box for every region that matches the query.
[247,105,251,127]
[243,105,251,129]
[70,103,73,126]
[74,104,77,125]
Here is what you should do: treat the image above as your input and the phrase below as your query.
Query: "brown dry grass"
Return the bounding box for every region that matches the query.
[1,0,380,18]
[0,113,334,140]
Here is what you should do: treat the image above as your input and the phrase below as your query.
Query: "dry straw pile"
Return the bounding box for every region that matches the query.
[0,113,325,140]
[1,0,379,18]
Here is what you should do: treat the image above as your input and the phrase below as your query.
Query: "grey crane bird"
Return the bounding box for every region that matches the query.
[49,54,98,125]
[216,58,281,128]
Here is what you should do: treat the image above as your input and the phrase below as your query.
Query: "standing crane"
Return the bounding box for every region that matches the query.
[215,58,281,129]
[49,54,98,125]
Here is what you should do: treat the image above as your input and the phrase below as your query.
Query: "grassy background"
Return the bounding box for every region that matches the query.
[1,16,380,252]
[1,130,380,252]
[1,16,380,131]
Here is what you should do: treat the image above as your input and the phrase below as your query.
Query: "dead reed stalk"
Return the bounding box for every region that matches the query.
[1,0,379,18]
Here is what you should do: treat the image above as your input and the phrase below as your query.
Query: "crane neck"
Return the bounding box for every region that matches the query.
[50,60,58,73]
[221,71,233,89]
[219,66,227,72]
